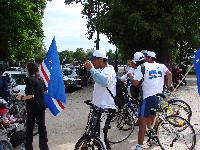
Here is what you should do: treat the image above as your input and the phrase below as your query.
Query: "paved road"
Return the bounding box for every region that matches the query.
[28,75,200,150]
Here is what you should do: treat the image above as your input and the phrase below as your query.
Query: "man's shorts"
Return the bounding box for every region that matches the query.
[138,95,159,117]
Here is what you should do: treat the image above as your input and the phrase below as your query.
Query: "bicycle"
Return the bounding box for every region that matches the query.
[146,96,196,150]
[74,100,115,150]
[107,96,135,144]
[6,97,38,136]
[157,91,192,123]
[107,91,192,144]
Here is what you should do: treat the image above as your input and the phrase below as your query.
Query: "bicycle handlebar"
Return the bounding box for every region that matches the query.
[84,100,93,107]
[84,100,115,113]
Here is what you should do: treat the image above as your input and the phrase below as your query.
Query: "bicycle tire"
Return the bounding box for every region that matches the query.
[156,115,196,150]
[167,99,192,128]
[0,139,14,150]
[107,110,134,144]
[74,135,106,150]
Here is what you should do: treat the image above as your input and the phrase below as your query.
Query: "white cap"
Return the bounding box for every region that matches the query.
[93,50,108,59]
[146,51,156,58]
[141,50,148,56]
[132,52,145,63]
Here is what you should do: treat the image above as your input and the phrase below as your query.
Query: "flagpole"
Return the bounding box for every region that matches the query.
[173,64,194,92]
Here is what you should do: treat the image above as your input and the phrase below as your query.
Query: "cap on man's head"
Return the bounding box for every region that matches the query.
[146,51,156,58]
[93,50,108,59]
[132,52,145,63]
[141,50,148,56]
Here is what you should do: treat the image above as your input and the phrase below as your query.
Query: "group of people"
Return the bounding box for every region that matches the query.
[1,49,173,150]
[84,49,173,150]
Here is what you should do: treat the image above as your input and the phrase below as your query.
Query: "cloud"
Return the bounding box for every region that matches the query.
[42,0,115,52]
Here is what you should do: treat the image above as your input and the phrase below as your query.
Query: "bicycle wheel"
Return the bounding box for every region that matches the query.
[107,109,134,144]
[156,115,196,150]
[167,99,192,131]
[0,139,14,150]
[74,135,106,150]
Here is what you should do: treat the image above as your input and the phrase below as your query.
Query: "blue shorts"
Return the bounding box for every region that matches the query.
[138,95,159,117]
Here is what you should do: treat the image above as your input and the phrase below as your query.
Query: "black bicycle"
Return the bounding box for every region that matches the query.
[74,100,115,150]
[107,96,135,144]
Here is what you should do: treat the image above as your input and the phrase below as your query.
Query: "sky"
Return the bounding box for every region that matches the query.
[42,0,116,52]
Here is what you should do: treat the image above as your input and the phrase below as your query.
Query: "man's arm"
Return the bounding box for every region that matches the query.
[128,74,140,86]
[165,70,173,89]
[89,67,112,87]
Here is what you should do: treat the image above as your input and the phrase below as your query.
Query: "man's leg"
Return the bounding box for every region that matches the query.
[133,97,151,149]
[147,115,156,129]
[138,117,148,145]
[103,111,115,150]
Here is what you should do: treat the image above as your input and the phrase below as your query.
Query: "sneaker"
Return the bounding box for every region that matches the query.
[131,144,144,150]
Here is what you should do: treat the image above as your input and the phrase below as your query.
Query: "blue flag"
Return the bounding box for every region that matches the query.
[39,37,67,116]
[192,48,200,96]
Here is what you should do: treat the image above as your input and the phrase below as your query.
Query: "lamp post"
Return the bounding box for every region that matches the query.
[114,48,119,73]
[95,0,100,50]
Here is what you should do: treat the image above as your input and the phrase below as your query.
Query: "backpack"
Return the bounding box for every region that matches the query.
[106,76,128,109]
[127,65,145,101]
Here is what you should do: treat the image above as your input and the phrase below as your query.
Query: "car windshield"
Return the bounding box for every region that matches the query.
[11,74,26,85]
[63,69,73,76]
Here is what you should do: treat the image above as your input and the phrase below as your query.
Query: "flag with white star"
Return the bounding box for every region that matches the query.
[39,37,66,116]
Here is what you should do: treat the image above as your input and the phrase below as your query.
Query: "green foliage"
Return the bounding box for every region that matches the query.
[58,48,123,65]
[0,0,49,63]
[65,0,200,64]
[73,48,86,62]
[59,50,74,64]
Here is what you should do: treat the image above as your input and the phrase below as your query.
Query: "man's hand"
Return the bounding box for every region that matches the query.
[127,73,134,78]
[16,95,22,100]
[84,61,93,70]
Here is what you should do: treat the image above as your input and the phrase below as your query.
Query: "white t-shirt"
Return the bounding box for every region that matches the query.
[120,67,136,81]
[92,65,116,109]
[134,62,168,99]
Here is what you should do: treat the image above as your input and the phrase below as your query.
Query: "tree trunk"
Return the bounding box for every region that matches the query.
[158,25,171,65]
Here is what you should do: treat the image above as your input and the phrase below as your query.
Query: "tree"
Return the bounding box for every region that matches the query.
[65,0,200,64]
[73,48,86,63]
[0,0,49,62]
[59,50,74,64]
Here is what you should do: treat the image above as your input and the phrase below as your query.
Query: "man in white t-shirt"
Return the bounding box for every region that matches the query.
[128,52,173,150]
[84,50,116,150]
[120,60,139,98]
[145,51,173,92]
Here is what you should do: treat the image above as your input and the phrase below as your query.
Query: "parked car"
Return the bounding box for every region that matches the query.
[6,67,23,72]
[62,68,82,91]
[2,71,26,95]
